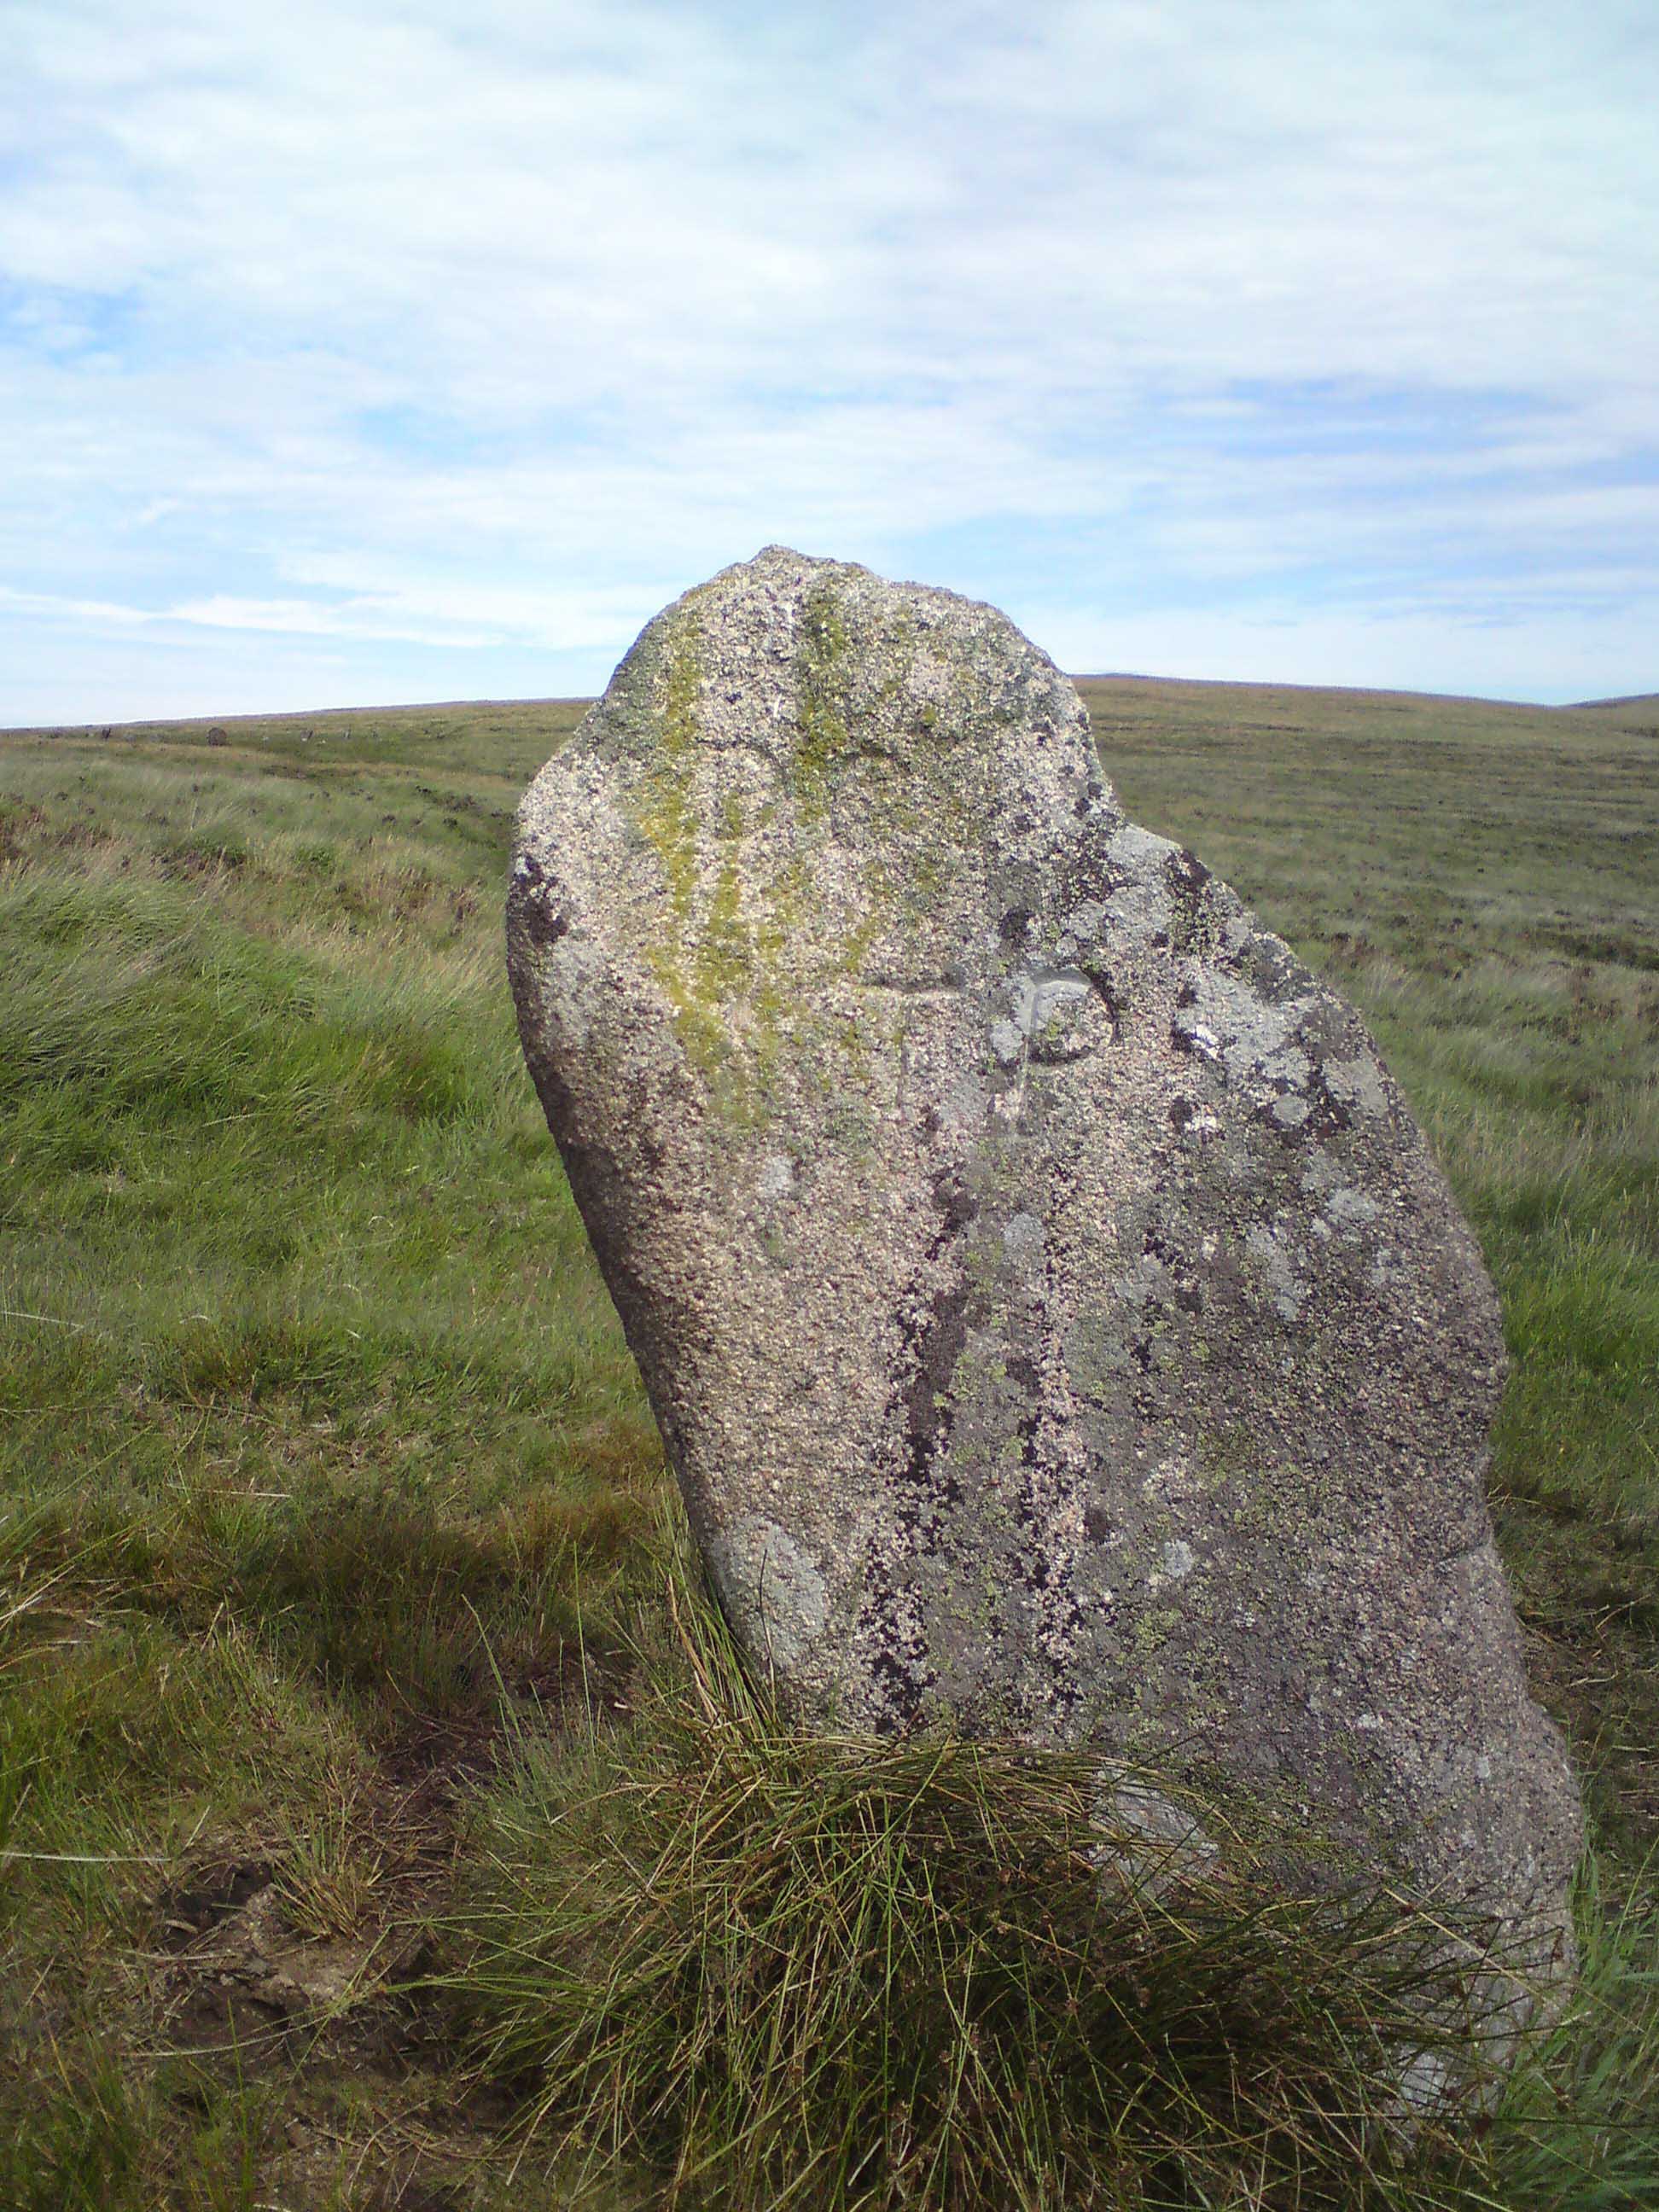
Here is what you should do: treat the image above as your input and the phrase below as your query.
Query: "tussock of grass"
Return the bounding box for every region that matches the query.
[451,1569,1586,2212]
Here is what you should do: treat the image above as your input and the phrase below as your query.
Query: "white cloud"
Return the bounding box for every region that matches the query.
[0,585,160,630]
[1,0,1656,719]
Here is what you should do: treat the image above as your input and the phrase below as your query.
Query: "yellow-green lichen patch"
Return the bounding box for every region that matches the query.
[792,581,855,814]
[633,615,704,926]
[693,848,754,1004]
[624,585,985,1129]
[630,614,760,1107]
[1132,1604,1183,1658]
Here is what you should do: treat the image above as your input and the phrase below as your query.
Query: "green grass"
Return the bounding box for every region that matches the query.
[454,1554,1659,2212]
[1,681,1655,2205]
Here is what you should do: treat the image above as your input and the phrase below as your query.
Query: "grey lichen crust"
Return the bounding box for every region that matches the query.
[508,546,1581,1968]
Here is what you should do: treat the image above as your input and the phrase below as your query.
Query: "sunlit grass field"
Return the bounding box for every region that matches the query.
[1,679,1655,2207]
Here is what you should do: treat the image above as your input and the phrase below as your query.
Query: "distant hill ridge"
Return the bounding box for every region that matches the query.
[9,673,1659,742]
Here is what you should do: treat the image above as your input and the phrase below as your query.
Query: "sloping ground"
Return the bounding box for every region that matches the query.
[1570,692,1659,740]
[1,678,1655,2205]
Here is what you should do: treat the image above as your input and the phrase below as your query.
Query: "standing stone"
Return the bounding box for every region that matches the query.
[508,547,1580,1963]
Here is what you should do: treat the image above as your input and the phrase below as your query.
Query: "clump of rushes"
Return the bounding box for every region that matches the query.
[448,1563,1563,2212]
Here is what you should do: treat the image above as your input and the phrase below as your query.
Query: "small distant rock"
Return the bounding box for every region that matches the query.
[509,548,1581,1984]
[207,725,228,748]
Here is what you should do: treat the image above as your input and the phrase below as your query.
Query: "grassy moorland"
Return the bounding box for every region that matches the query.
[0,678,1655,2208]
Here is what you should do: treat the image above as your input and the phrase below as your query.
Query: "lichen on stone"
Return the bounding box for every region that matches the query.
[509,546,1583,2017]
[792,579,854,813]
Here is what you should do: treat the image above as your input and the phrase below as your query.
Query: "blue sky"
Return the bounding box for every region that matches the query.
[3,0,1656,722]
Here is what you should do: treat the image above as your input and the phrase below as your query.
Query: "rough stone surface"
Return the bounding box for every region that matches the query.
[508,546,1581,1959]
